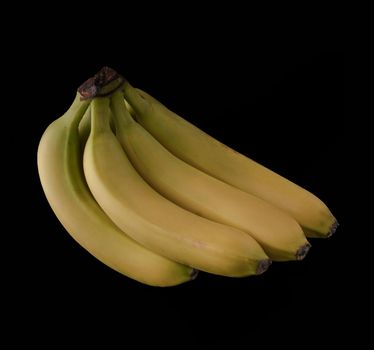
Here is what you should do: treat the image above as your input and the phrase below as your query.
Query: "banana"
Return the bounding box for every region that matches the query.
[111,91,310,261]
[83,96,271,277]
[37,93,195,286]
[122,83,338,238]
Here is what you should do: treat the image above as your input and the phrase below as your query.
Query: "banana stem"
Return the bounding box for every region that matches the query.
[91,98,111,135]
[122,81,150,115]
[111,90,135,132]
[65,94,91,128]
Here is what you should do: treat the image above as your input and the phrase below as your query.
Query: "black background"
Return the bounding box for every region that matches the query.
[8,18,351,346]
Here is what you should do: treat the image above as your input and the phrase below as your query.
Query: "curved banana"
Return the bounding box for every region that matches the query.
[83,97,271,277]
[37,93,195,286]
[111,91,310,261]
[122,83,338,238]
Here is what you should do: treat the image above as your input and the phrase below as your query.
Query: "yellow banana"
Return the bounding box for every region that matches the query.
[37,93,195,286]
[83,97,271,277]
[122,83,337,238]
[111,91,310,261]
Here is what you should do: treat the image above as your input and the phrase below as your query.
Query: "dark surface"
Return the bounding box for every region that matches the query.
[14,42,350,346]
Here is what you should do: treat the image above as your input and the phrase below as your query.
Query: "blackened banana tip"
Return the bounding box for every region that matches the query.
[296,243,312,260]
[256,259,272,275]
[327,220,339,238]
[190,269,199,280]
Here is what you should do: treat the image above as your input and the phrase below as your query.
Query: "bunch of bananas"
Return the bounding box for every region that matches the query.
[37,67,338,286]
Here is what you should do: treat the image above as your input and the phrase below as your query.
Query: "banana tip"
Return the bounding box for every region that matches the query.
[296,243,312,260]
[256,259,272,275]
[190,269,199,280]
[327,220,339,238]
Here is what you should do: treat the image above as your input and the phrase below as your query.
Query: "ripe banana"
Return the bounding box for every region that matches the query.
[122,83,338,238]
[111,91,310,261]
[37,93,195,286]
[83,96,271,277]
